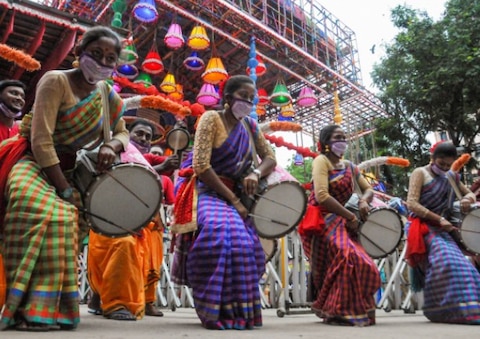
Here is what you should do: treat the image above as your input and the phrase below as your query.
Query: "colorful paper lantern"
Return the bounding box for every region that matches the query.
[133,0,158,23]
[297,86,318,107]
[116,64,139,79]
[279,103,295,117]
[333,89,342,124]
[119,44,138,65]
[164,23,184,50]
[134,72,152,87]
[111,12,123,28]
[183,51,204,71]
[294,152,304,166]
[142,50,164,74]
[187,26,210,51]
[196,83,219,106]
[256,105,266,116]
[202,56,228,85]
[168,84,184,101]
[270,79,292,106]
[257,88,269,105]
[246,55,266,77]
[159,72,176,93]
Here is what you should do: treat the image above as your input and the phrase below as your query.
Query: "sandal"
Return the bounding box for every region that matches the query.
[15,321,49,332]
[104,308,136,321]
[145,303,164,317]
[87,307,103,315]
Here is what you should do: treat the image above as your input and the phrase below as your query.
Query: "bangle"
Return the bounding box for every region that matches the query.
[101,143,115,152]
[231,197,241,204]
[439,216,445,223]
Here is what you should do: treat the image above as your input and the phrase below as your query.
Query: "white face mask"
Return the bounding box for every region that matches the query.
[0,101,22,119]
[329,140,348,158]
[231,98,253,120]
[79,53,114,84]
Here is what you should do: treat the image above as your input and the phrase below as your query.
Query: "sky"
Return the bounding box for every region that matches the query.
[275,0,448,167]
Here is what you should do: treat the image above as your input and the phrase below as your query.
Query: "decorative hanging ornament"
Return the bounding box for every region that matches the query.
[133,0,159,23]
[256,105,266,116]
[257,88,269,105]
[119,43,138,65]
[333,89,342,124]
[134,72,152,87]
[196,83,219,106]
[116,64,139,79]
[168,84,184,101]
[202,56,228,85]
[297,86,318,107]
[164,23,184,50]
[187,26,210,51]
[183,51,205,71]
[142,50,164,74]
[246,55,266,77]
[159,72,177,93]
[270,78,292,106]
[280,103,295,117]
[294,152,304,166]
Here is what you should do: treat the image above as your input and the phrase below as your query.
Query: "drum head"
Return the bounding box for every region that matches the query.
[460,207,480,255]
[84,163,162,237]
[259,237,278,263]
[166,128,190,152]
[251,181,306,239]
[359,207,404,259]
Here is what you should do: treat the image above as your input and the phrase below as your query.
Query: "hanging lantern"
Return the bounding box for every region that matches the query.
[134,72,152,87]
[168,84,184,101]
[257,88,269,106]
[111,0,127,28]
[280,103,295,117]
[246,55,267,77]
[116,64,139,79]
[202,56,228,85]
[294,152,304,166]
[183,51,205,71]
[270,79,292,106]
[133,0,158,23]
[297,86,318,107]
[142,50,164,74]
[187,26,210,51]
[111,12,123,28]
[159,72,176,93]
[256,105,266,116]
[164,23,184,50]
[119,43,138,65]
[333,89,342,124]
[113,82,122,93]
[196,83,219,106]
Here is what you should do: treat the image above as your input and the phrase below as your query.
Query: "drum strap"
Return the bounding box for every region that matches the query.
[241,119,259,168]
[446,172,463,200]
[97,81,111,143]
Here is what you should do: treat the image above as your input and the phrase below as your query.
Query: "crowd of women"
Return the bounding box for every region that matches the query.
[0,25,479,332]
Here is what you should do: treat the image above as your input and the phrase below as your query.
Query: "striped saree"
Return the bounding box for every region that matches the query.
[0,84,124,329]
[300,163,380,326]
[173,119,265,330]
[407,172,480,324]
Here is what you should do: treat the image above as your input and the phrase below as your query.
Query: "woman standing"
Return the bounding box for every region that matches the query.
[0,26,128,331]
[171,75,276,330]
[299,124,380,326]
[406,141,480,323]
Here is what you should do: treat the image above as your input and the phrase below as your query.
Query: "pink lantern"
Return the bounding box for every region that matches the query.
[164,23,184,50]
[297,86,318,107]
[196,83,219,106]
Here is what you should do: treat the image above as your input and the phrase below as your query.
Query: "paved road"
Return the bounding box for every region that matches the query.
[3,305,479,339]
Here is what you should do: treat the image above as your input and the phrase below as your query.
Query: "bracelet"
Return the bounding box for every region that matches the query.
[439,216,445,223]
[101,143,115,152]
[231,197,241,205]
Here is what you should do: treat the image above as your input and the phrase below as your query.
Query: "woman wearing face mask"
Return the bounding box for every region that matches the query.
[298,124,380,326]
[170,75,276,330]
[406,141,480,324]
[0,26,129,331]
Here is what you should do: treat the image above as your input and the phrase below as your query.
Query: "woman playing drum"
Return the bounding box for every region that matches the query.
[298,124,380,326]
[0,26,128,331]
[406,141,480,324]
[171,75,276,330]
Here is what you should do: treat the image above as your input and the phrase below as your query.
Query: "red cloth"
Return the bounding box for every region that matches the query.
[144,153,174,177]
[405,216,430,267]
[0,122,19,143]
[298,204,326,237]
[171,168,197,234]
[0,137,28,231]
[161,175,175,205]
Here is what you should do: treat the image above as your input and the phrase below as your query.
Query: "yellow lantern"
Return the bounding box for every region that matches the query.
[159,72,176,93]
[168,84,184,101]
[202,56,228,85]
[187,26,210,50]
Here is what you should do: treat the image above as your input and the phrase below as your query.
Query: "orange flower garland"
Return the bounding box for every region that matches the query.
[267,121,302,133]
[452,153,471,172]
[141,96,191,119]
[0,44,41,71]
[385,157,410,167]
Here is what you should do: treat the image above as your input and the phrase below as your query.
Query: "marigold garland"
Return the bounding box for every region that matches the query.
[0,43,41,71]
[385,157,410,167]
[263,121,302,133]
[452,153,471,172]
[141,96,191,119]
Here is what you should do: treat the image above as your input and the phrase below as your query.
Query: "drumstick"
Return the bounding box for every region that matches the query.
[359,232,389,255]
[459,229,480,235]
[102,171,151,208]
[363,219,401,233]
[79,207,142,237]
[248,213,290,227]
[252,193,304,213]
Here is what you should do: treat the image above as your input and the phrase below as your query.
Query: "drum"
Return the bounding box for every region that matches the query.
[358,207,404,258]
[259,237,278,263]
[452,205,480,255]
[74,150,162,237]
[248,166,307,239]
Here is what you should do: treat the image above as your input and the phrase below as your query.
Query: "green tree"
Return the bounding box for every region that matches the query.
[286,157,313,184]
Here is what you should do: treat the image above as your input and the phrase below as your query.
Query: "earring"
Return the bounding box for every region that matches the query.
[72,56,79,68]
[324,144,330,153]
[223,102,229,110]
